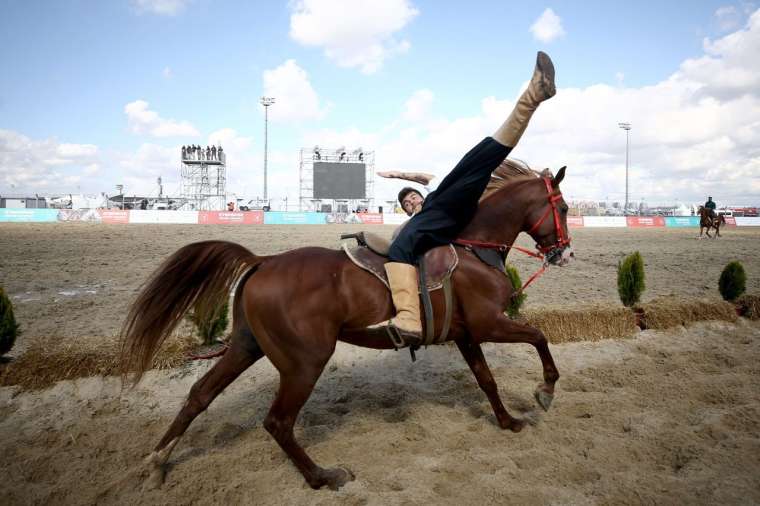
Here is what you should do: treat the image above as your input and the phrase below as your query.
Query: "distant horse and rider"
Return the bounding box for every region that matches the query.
[698,196,726,239]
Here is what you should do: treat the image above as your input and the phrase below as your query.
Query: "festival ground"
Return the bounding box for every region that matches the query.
[1,224,759,504]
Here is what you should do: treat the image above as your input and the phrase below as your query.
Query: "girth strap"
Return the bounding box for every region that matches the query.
[418,258,435,346]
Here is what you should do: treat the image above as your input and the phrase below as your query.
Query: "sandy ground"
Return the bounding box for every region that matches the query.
[1,223,759,504]
[0,320,758,505]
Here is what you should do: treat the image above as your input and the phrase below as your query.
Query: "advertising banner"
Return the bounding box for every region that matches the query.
[325,213,362,224]
[582,216,627,227]
[263,212,327,225]
[357,213,383,224]
[0,208,59,222]
[57,209,103,222]
[198,211,264,225]
[723,216,737,226]
[127,210,199,224]
[381,213,409,225]
[664,216,700,227]
[157,211,199,224]
[626,216,666,227]
[128,210,162,224]
[567,216,584,227]
[98,209,130,224]
[735,217,760,226]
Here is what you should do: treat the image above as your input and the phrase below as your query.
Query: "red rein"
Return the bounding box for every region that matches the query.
[454,176,570,296]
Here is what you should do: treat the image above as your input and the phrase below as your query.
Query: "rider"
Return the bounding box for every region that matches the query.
[371,51,557,345]
[704,196,717,220]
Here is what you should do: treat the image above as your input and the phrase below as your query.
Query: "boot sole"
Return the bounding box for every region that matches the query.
[536,51,556,98]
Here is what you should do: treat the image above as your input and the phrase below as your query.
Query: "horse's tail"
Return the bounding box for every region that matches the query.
[119,240,263,384]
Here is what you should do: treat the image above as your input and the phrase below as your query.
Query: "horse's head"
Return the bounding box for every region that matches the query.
[523,166,574,266]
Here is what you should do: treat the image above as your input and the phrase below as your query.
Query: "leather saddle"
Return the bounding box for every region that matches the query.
[340,231,458,292]
[341,231,459,352]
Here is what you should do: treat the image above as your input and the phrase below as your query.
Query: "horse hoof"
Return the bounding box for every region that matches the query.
[316,466,355,490]
[507,417,526,432]
[143,467,166,491]
[534,386,554,411]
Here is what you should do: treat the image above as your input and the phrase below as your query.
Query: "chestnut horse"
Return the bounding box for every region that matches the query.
[698,206,725,238]
[120,165,573,491]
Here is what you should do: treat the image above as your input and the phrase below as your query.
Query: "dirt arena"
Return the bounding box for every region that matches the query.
[1,223,759,504]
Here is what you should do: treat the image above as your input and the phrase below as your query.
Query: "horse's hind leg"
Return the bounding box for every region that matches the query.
[262,344,353,490]
[455,337,524,432]
[143,339,262,489]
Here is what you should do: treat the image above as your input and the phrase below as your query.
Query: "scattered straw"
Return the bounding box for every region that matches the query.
[736,294,760,320]
[520,305,637,343]
[0,297,751,391]
[0,334,197,391]
[637,297,737,330]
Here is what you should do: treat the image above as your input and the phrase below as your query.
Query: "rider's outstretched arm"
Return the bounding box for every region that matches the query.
[377,171,435,186]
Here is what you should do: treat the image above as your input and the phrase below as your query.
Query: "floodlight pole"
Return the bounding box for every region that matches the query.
[618,122,631,213]
[260,97,275,205]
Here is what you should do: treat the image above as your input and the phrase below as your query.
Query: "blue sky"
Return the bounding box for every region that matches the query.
[1,0,759,208]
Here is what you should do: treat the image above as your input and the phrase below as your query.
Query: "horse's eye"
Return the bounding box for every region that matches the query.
[560,206,568,214]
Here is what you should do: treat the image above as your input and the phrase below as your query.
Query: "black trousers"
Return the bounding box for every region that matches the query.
[388,137,512,264]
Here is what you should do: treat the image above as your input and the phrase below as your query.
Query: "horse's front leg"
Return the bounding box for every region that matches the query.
[455,337,525,431]
[471,313,559,411]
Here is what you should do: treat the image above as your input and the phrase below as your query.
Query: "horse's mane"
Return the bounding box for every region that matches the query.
[479,158,543,202]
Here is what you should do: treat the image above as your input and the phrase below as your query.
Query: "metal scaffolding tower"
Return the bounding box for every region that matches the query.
[179,148,227,210]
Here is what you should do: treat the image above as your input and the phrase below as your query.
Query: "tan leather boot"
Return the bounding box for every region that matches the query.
[368,262,422,347]
[493,51,556,148]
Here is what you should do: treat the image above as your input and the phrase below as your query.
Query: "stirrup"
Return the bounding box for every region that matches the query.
[387,324,422,349]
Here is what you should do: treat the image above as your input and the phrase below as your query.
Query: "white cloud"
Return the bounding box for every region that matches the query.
[676,8,760,101]
[715,5,740,31]
[402,89,434,122]
[530,8,566,43]
[0,130,101,192]
[262,60,327,123]
[132,0,190,16]
[124,100,200,138]
[289,0,418,73]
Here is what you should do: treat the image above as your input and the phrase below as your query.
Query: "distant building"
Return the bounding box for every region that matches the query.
[0,195,48,209]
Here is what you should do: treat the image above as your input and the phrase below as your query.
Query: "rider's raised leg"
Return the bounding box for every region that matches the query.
[492,50,556,149]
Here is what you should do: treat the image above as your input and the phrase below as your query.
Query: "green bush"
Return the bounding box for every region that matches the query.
[505,264,527,318]
[719,261,746,301]
[0,287,20,356]
[188,299,229,345]
[617,252,646,307]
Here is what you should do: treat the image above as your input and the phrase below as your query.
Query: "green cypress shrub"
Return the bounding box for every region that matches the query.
[0,287,20,356]
[718,261,746,301]
[188,299,229,345]
[505,264,527,318]
[617,252,646,307]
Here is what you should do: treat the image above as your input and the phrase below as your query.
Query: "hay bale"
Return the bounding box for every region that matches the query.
[0,334,197,391]
[736,294,760,320]
[521,305,637,343]
[638,297,737,330]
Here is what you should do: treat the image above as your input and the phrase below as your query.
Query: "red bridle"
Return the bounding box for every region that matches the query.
[454,176,571,294]
[527,176,571,255]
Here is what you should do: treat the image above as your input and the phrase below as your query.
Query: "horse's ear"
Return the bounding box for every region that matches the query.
[552,166,567,187]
